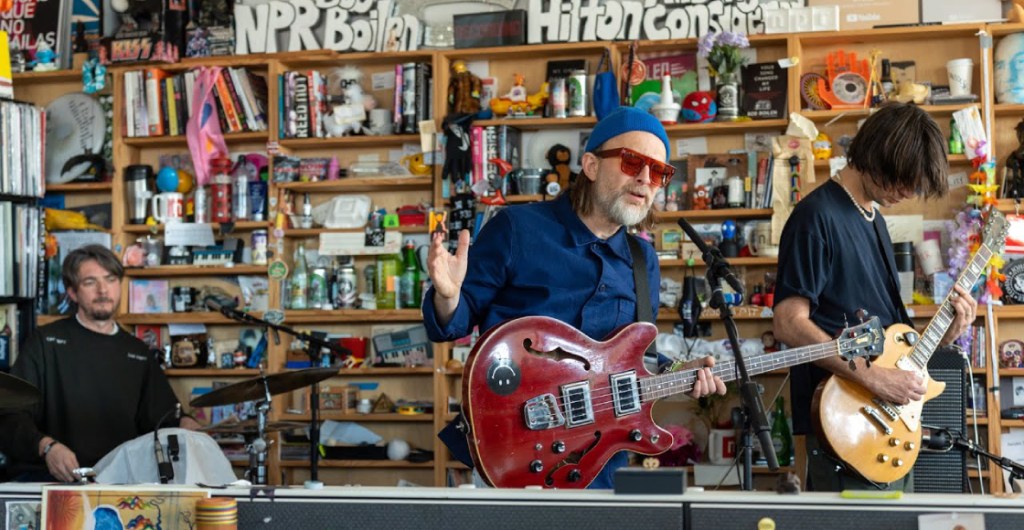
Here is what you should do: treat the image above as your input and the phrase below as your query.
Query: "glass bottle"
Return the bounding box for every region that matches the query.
[949,118,964,155]
[289,242,309,310]
[375,252,402,310]
[770,396,793,466]
[399,239,421,308]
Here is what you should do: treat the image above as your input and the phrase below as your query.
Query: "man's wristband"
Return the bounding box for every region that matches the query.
[42,440,59,457]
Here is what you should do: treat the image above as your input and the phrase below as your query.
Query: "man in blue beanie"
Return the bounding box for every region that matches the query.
[423,106,726,489]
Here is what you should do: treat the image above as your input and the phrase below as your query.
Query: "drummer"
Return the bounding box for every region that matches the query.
[0,245,200,482]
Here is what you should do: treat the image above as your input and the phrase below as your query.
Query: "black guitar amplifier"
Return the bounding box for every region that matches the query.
[915,346,968,493]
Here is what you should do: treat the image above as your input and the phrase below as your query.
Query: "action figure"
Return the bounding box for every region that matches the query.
[447,60,481,115]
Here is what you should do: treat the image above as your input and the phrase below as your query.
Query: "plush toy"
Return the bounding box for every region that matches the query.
[326,66,377,137]
[691,185,710,210]
[681,91,717,123]
[545,144,576,195]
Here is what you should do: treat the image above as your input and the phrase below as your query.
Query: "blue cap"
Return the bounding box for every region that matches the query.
[584,106,671,161]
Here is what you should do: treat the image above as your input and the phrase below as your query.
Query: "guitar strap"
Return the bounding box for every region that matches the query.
[626,235,658,357]
[871,216,913,326]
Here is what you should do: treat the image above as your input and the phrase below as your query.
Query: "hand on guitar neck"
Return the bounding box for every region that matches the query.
[939,284,977,347]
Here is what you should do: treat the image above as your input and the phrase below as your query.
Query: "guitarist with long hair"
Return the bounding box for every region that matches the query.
[423,107,726,488]
[773,102,977,491]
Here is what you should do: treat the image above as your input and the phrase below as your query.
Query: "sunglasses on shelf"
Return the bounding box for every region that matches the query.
[592,147,675,187]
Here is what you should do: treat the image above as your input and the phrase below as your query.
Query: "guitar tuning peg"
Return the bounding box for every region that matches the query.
[848,359,857,371]
[856,309,870,323]
[864,358,872,369]
[842,313,849,329]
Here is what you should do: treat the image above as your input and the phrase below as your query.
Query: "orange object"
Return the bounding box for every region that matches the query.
[816,50,872,109]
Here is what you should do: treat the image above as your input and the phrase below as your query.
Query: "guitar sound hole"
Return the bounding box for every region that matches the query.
[522,339,591,370]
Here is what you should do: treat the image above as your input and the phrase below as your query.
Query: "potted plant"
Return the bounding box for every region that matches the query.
[698,31,750,122]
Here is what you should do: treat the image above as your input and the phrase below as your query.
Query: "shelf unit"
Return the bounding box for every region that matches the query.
[18,21,1024,490]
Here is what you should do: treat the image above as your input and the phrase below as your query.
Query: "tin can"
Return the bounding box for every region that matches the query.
[567,70,587,117]
[310,268,328,309]
[193,185,209,223]
[251,229,268,265]
[549,77,567,118]
[233,175,250,221]
[336,259,358,309]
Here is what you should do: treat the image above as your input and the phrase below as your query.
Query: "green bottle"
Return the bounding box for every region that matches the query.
[375,252,402,310]
[949,118,964,155]
[289,242,309,310]
[398,239,421,308]
[770,396,793,466]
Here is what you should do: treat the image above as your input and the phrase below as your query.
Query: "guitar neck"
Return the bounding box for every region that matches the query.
[907,244,993,369]
[641,340,841,400]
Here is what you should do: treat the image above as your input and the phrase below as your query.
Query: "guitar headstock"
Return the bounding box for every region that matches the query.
[983,209,1008,255]
[836,316,885,365]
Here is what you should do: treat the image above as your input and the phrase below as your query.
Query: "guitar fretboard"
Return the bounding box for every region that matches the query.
[905,244,993,370]
[640,340,841,400]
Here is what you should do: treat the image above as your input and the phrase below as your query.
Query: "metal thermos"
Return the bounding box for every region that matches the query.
[125,165,153,224]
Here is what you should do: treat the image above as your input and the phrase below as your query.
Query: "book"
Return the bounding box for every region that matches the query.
[741,62,787,120]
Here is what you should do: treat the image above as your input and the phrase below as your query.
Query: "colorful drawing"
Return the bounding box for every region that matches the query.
[42,485,209,530]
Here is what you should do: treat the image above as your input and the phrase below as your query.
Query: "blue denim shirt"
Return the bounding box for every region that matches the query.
[423,194,660,488]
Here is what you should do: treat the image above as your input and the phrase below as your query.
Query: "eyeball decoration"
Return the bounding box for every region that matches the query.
[681,91,717,123]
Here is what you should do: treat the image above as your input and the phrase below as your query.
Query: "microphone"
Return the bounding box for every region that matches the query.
[204,295,237,312]
[676,217,744,296]
[921,427,954,451]
[153,404,180,484]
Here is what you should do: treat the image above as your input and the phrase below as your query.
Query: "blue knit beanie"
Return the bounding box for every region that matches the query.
[584,106,671,161]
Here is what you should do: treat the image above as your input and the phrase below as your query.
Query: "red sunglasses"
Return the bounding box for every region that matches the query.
[592,147,675,187]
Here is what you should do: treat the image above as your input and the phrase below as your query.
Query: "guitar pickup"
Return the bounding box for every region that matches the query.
[610,371,641,416]
[562,381,595,427]
[861,406,893,435]
[524,393,565,431]
[871,398,900,421]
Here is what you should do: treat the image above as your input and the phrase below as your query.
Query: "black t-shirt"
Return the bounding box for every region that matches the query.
[0,317,181,468]
[775,179,911,434]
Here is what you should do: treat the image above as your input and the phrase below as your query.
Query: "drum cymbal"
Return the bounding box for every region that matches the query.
[189,367,339,408]
[199,419,308,434]
[0,372,40,410]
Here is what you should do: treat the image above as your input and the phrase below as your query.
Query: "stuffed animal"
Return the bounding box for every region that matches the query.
[691,185,710,210]
[326,66,377,137]
[681,91,717,123]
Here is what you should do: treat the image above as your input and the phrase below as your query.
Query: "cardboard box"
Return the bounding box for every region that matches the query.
[807,0,918,31]
[921,0,1002,24]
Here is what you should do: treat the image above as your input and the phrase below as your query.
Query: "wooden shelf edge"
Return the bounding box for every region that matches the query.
[45,181,113,193]
[165,368,260,377]
[124,265,267,277]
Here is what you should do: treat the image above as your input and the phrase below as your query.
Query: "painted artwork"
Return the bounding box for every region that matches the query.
[41,486,209,530]
[995,32,1024,104]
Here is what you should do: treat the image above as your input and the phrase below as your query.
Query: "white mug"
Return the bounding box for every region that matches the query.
[709,428,736,465]
[151,192,184,224]
[749,222,779,257]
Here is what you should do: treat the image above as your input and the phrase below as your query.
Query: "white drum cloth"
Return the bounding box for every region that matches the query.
[93,428,239,486]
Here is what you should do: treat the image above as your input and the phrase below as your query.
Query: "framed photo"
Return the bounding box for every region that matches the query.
[41,485,209,529]
[129,279,170,314]
[134,325,163,351]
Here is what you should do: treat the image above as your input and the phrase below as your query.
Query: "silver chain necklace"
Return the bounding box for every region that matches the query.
[832,176,876,222]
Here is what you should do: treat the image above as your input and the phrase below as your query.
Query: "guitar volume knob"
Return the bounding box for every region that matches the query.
[568,469,582,482]
[893,458,904,467]
[889,438,900,447]
[552,441,566,454]
[529,460,543,473]
[629,429,643,442]
[904,442,915,451]
[877,454,889,463]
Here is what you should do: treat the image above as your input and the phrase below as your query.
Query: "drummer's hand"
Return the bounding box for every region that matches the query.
[179,416,201,431]
[44,443,80,483]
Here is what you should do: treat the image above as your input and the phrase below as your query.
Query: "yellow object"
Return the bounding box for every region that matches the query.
[44,208,105,232]
[176,170,195,194]
[757,518,776,530]
[840,489,903,499]
[812,132,832,160]
[401,153,433,176]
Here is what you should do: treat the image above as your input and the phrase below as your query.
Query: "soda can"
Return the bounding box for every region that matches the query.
[251,229,268,265]
[567,70,587,117]
[549,77,567,118]
[193,185,209,223]
[336,260,358,309]
[310,268,328,309]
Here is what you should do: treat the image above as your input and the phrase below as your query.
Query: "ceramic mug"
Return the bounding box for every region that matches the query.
[749,222,779,257]
[151,192,184,224]
[708,427,737,465]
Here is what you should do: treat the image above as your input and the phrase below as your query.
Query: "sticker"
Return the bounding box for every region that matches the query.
[268,260,289,280]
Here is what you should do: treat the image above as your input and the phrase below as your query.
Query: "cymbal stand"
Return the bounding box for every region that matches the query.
[245,367,273,486]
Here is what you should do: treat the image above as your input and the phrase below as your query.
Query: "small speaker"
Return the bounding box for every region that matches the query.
[916,347,968,493]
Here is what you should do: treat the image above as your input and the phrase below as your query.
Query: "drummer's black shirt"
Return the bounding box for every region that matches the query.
[0,317,180,469]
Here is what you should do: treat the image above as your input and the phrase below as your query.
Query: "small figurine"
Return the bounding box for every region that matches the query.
[681,91,717,123]
[82,57,107,95]
[326,65,377,137]
[762,331,780,353]
[30,40,59,72]
[490,74,548,117]
[812,132,832,160]
[544,144,576,195]
[1001,339,1024,368]
[691,185,710,210]
[447,60,482,115]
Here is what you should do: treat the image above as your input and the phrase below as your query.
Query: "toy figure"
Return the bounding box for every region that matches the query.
[762,331,779,353]
[544,144,576,195]
[326,66,376,137]
[681,91,717,123]
[447,60,482,115]
[30,41,59,72]
[812,132,832,160]
[691,185,710,210]
[490,74,548,117]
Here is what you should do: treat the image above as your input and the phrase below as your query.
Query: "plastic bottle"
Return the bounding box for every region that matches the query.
[290,242,309,310]
[949,117,964,155]
[770,396,793,466]
[375,252,402,310]
[399,239,421,308]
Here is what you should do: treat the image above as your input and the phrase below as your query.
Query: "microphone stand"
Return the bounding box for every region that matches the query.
[678,219,778,490]
[210,301,350,488]
[945,431,1024,493]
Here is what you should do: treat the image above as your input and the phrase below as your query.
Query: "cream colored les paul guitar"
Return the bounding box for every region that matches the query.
[812,209,1006,484]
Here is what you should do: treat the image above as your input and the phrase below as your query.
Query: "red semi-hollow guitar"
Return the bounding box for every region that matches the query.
[462,315,884,488]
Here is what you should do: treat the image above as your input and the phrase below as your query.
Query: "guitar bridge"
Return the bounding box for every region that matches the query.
[524,394,565,431]
[861,406,893,435]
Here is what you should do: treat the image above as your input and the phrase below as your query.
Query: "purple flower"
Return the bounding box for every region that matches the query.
[697,32,716,57]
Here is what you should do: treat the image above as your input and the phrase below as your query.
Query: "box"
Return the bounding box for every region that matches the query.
[807,0,918,31]
[921,0,1002,24]
[453,10,527,49]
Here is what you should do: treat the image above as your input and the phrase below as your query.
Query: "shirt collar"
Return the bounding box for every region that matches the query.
[552,194,634,264]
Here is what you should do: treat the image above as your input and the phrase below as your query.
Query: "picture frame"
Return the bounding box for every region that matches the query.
[134,324,163,351]
[41,484,210,529]
[129,279,170,314]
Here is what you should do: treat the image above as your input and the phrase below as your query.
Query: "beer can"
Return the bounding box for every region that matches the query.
[193,185,209,223]
[310,268,328,309]
[549,77,567,118]
[567,70,587,117]
[251,229,268,265]
[336,261,358,309]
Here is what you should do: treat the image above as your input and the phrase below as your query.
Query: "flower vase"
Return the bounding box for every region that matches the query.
[715,72,740,122]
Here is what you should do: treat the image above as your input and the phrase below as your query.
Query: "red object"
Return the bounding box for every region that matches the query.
[397,205,427,226]
[763,293,774,308]
[462,315,884,488]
